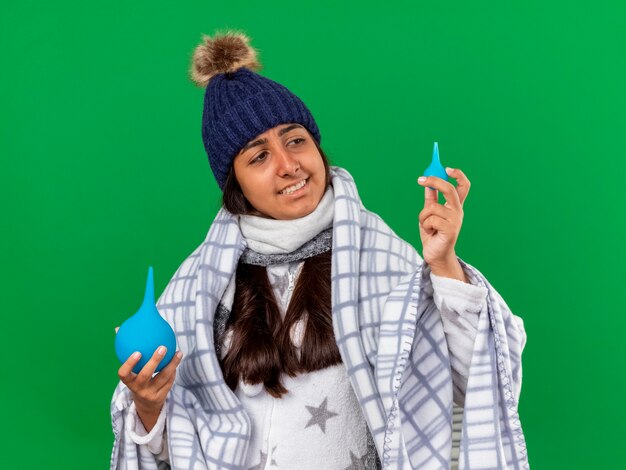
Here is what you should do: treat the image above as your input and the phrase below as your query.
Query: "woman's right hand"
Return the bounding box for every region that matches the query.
[115,326,183,432]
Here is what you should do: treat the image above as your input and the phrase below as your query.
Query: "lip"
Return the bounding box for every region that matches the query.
[278,178,309,195]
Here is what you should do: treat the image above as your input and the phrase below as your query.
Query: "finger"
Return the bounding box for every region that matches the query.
[155,367,178,394]
[445,167,471,206]
[418,176,461,211]
[424,186,438,207]
[422,215,450,233]
[118,351,142,383]
[153,351,183,392]
[136,346,168,383]
[419,215,435,235]
[418,176,438,207]
[419,204,454,226]
[115,326,119,334]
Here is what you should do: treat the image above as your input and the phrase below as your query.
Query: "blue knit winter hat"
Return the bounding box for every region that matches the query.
[189,31,322,190]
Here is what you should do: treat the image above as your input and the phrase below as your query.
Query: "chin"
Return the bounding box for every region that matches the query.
[277,203,316,220]
[271,185,325,220]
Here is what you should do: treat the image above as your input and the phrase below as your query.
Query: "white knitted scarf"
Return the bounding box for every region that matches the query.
[238,184,334,255]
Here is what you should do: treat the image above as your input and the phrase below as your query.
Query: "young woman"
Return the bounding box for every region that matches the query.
[111,31,528,470]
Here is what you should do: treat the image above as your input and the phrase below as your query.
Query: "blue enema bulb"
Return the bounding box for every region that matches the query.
[422,142,449,190]
[115,267,177,374]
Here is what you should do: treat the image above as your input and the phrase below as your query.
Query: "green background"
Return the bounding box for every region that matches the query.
[2,0,624,468]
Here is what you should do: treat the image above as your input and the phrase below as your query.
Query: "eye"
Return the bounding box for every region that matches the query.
[251,152,268,164]
[250,138,305,164]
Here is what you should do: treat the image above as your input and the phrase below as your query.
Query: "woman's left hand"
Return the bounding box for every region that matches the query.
[417,168,470,270]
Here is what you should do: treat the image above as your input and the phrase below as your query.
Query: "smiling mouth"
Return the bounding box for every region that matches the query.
[278,178,309,195]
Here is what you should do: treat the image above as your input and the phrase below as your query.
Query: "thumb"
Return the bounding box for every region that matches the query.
[115,326,119,334]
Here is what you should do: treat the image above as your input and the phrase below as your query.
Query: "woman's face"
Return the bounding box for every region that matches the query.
[232,123,327,220]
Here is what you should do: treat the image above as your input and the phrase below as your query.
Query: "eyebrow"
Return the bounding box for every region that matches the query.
[239,124,304,154]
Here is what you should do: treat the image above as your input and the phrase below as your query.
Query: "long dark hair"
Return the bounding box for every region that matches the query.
[219,140,341,398]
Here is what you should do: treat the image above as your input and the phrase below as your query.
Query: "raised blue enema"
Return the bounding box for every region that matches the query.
[422,142,449,190]
[115,267,177,374]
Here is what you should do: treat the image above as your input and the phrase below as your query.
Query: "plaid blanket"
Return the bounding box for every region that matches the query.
[110,166,528,469]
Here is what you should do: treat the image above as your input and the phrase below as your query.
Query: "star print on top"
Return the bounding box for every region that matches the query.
[344,450,370,470]
[248,445,277,470]
[304,397,339,433]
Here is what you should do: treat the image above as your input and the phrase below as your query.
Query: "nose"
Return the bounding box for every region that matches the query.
[275,146,300,176]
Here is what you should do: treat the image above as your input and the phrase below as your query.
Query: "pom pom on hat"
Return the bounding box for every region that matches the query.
[190,30,261,87]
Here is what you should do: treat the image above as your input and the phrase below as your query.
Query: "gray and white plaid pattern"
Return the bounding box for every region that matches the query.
[111,166,528,469]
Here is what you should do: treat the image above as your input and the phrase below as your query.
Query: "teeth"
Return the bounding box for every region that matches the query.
[280,179,307,194]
